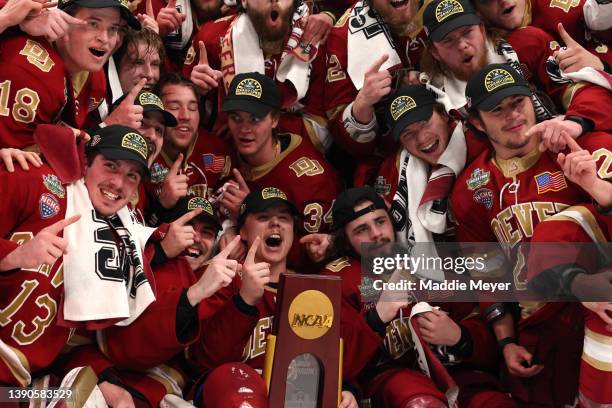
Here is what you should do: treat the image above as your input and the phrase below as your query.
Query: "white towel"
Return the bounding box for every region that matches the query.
[63,179,156,326]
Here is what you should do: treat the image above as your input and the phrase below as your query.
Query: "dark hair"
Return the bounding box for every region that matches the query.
[155,72,202,105]
[114,28,166,72]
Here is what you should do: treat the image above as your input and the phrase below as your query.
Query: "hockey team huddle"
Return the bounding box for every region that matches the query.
[0,0,610,405]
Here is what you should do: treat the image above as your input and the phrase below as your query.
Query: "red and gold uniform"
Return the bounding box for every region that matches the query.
[451,132,612,406]
[0,35,106,149]
[321,256,512,407]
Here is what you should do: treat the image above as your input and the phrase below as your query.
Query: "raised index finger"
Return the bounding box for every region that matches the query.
[44,214,81,235]
[245,236,260,265]
[146,0,154,18]
[216,235,241,258]
[198,41,209,65]
[174,208,204,226]
[232,168,249,191]
[167,0,176,9]
[169,153,184,175]
[557,23,578,47]
[124,78,147,104]
[366,54,389,75]
[564,132,583,153]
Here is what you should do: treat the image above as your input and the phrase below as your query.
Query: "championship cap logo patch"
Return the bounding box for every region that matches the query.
[139,93,164,109]
[466,168,490,191]
[235,78,263,99]
[118,0,130,9]
[121,132,148,160]
[187,196,214,216]
[484,69,515,92]
[39,193,60,219]
[390,96,417,121]
[435,0,464,22]
[262,187,287,200]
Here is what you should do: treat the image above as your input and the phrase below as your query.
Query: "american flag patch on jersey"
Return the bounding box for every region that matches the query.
[534,171,567,194]
[202,154,225,173]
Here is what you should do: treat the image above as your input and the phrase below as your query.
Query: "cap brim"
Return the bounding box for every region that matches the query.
[238,198,299,226]
[143,105,178,127]
[429,13,481,42]
[478,86,532,111]
[196,212,222,231]
[222,98,273,118]
[70,0,141,30]
[391,104,434,140]
[96,147,149,175]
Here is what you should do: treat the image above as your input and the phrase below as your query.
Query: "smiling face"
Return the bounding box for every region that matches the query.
[399,108,451,165]
[118,41,161,92]
[470,94,537,159]
[161,84,199,153]
[185,218,217,262]
[84,155,143,216]
[138,111,165,166]
[243,0,294,42]
[431,24,488,81]
[240,204,295,265]
[474,0,526,31]
[55,7,124,75]
[346,200,395,257]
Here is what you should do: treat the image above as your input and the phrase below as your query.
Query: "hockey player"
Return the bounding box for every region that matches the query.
[0,0,141,149]
[451,63,611,406]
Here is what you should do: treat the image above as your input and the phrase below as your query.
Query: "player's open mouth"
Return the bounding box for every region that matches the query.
[390,0,409,8]
[270,10,279,22]
[463,55,474,64]
[89,48,106,58]
[101,188,120,201]
[187,247,202,257]
[265,233,282,247]
[420,140,439,154]
[502,5,515,15]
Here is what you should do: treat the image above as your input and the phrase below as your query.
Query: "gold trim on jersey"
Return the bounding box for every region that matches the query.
[493,148,541,178]
[71,71,90,99]
[69,366,98,408]
[562,82,586,111]
[586,328,612,345]
[160,135,198,171]
[240,133,302,181]
[519,301,546,320]
[547,205,608,244]
[335,8,351,27]
[303,116,326,154]
[326,104,347,121]
[0,342,31,386]
[146,365,185,395]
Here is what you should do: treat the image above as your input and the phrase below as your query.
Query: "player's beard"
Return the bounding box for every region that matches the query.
[247,5,293,49]
[449,50,488,82]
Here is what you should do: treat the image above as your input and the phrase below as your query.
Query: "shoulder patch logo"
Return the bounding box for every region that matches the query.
[235,78,262,99]
[326,256,351,272]
[390,96,416,121]
[466,168,490,191]
[121,132,148,160]
[484,68,515,92]
[435,0,464,22]
[43,174,65,198]
[39,193,60,219]
[472,188,493,209]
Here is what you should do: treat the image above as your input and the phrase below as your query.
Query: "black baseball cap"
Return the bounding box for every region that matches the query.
[111,91,178,127]
[222,73,281,118]
[58,0,141,30]
[332,187,387,231]
[238,187,299,226]
[167,196,222,231]
[423,0,481,42]
[385,85,437,140]
[465,63,531,111]
[86,125,149,174]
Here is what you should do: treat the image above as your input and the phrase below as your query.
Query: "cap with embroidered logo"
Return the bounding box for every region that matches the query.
[222,73,281,118]
[423,0,481,42]
[385,85,438,141]
[332,186,387,231]
[465,63,531,111]
[167,196,222,231]
[58,0,141,30]
[238,187,299,226]
[111,91,178,127]
[86,125,149,174]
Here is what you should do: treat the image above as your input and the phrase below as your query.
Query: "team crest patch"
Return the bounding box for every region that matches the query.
[534,171,567,194]
[139,92,164,110]
[150,163,168,184]
[262,187,287,200]
[374,176,391,196]
[121,132,148,160]
[390,96,416,121]
[472,188,493,209]
[43,174,65,198]
[235,78,262,99]
[484,69,515,92]
[39,193,60,219]
[466,168,490,191]
[188,196,214,216]
[435,0,464,22]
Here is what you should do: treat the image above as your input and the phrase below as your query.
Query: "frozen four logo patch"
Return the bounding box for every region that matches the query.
[43,174,65,198]
[466,168,490,191]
